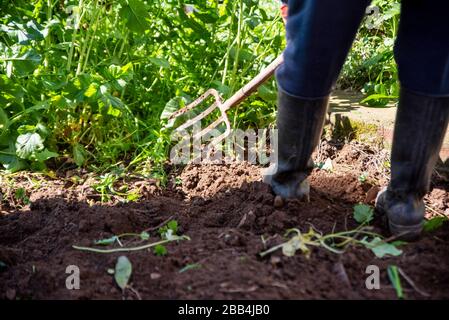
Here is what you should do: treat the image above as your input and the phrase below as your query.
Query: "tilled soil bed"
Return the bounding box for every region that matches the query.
[1,142,449,299]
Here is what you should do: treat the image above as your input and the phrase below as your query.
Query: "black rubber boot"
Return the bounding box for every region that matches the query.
[376,87,449,240]
[262,88,329,200]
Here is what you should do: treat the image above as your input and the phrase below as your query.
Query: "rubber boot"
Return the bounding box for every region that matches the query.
[262,88,329,200]
[376,87,449,240]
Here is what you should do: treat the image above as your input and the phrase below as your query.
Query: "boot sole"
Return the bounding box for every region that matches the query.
[388,220,423,241]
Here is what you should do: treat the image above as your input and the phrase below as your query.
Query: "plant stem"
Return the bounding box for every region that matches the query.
[80,0,102,74]
[44,0,53,69]
[66,0,84,73]
[73,235,190,253]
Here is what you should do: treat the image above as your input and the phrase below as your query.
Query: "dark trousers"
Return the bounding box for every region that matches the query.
[276,0,449,98]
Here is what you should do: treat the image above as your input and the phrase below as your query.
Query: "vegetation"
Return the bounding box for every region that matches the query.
[1,0,399,178]
[259,204,404,259]
[341,0,400,106]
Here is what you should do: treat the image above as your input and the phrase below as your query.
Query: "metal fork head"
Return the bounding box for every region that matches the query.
[168,89,232,146]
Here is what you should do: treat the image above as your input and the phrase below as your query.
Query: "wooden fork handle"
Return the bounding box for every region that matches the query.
[220,54,284,112]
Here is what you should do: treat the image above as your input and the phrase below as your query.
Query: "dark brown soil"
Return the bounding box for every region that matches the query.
[1,142,448,300]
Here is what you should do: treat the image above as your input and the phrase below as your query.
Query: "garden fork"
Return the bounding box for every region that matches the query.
[168,54,284,147]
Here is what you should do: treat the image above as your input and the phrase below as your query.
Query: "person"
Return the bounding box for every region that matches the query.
[264,0,449,239]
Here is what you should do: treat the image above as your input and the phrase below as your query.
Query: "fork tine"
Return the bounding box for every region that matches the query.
[168,89,221,120]
[192,116,225,141]
[175,100,219,132]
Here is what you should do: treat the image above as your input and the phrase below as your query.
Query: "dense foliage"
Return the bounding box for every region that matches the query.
[0,0,399,178]
[341,0,400,106]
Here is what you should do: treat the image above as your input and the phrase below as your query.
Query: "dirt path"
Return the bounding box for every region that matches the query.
[1,142,448,299]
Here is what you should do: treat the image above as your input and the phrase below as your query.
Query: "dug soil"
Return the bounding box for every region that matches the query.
[1,141,449,299]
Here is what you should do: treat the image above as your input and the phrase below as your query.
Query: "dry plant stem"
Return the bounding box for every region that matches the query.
[143,215,174,233]
[424,203,444,217]
[73,236,190,253]
[397,267,430,297]
[260,227,381,258]
[127,285,142,300]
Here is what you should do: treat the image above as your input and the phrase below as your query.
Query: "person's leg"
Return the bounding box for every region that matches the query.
[277,0,371,98]
[376,0,449,239]
[264,0,371,198]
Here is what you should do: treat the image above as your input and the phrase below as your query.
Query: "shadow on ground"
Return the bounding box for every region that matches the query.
[1,161,449,300]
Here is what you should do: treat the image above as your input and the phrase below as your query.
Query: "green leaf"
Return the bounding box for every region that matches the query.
[140,231,150,240]
[154,244,167,256]
[15,187,27,202]
[362,237,402,258]
[358,173,368,183]
[159,220,179,239]
[229,47,255,63]
[84,82,98,98]
[257,85,276,103]
[73,143,86,167]
[8,49,42,77]
[17,124,36,135]
[126,191,140,202]
[94,236,118,246]
[211,80,231,96]
[0,107,10,132]
[119,0,150,33]
[99,93,124,116]
[361,94,398,104]
[148,57,170,69]
[179,263,202,273]
[167,220,178,233]
[387,265,404,299]
[161,97,181,120]
[353,204,374,224]
[423,216,448,233]
[34,148,58,162]
[0,153,26,172]
[15,132,44,159]
[390,240,408,247]
[1,20,44,45]
[160,96,190,128]
[114,256,132,290]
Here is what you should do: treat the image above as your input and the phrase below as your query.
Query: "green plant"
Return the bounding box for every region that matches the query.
[73,219,188,254]
[94,231,149,246]
[114,255,132,291]
[360,236,402,258]
[340,0,401,107]
[153,244,168,256]
[14,187,30,204]
[358,172,368,183]
[353,203,374,224]
[387,265,404,299]
[423,216,448,233]
[158,220,178,238]
[1,0,284,177]
[92,170,141,203]
[73,234,189,253]
[179,263,202,273]
[259,226,402,259]
[154,219,180,255]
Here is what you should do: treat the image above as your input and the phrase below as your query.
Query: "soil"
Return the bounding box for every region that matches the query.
[1,141,449,300]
